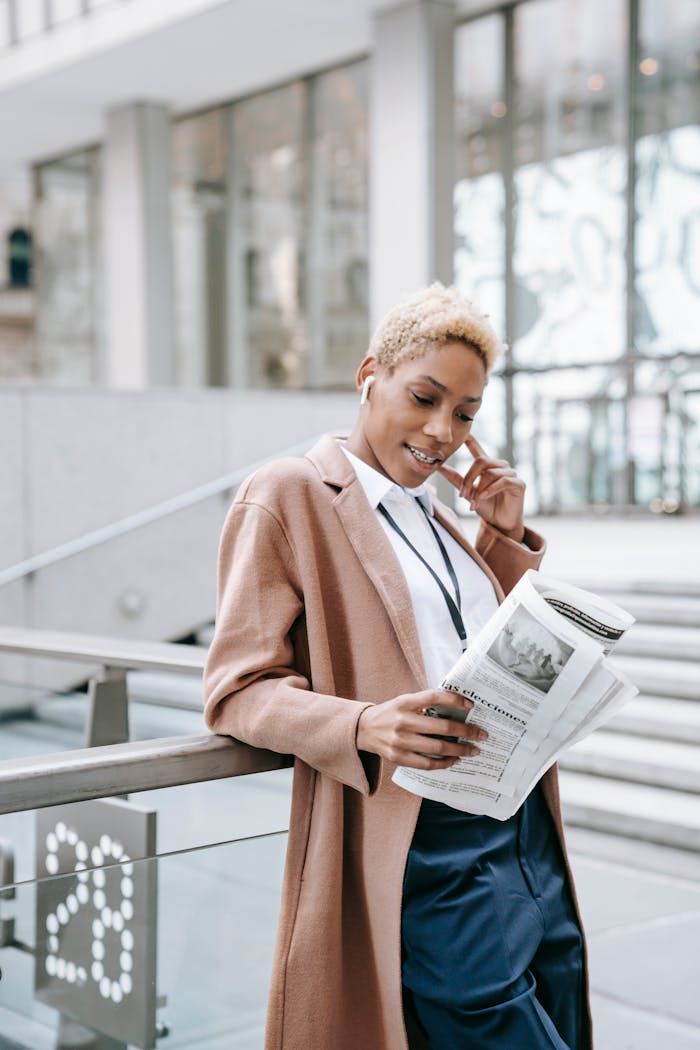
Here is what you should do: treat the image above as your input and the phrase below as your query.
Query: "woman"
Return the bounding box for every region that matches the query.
[203,284,590,1050]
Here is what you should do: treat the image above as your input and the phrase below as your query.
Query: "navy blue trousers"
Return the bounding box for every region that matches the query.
[401,785,585,1049]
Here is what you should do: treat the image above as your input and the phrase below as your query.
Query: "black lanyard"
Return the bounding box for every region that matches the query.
[378,500,468,650]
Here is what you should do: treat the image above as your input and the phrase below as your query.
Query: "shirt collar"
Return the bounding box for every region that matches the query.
[340,445,434,516]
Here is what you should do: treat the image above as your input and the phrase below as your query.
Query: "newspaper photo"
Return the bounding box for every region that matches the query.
[392,569,637,819]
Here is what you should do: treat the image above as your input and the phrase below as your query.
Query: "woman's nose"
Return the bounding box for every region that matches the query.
[423,411,453,444]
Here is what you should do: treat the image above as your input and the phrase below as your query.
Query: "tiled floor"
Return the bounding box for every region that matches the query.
[570,833,700,1049]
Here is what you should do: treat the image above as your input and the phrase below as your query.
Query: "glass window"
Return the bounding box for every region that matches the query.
[34,149,102,385]
[15,0,45,39]
[0,0,13,48]
[679,384,700,507]
[310,62,369,388]
[512,0,627,367]
[454,16,507,459]
[631,356,700,510]
[515,365,628,512]
[454,16,506,341]
[635,0,700,355]
[171,61,369,391]
[171,108,227,386]
[52,0,83,26]
[230,82,307,389]
[455,0,698,510]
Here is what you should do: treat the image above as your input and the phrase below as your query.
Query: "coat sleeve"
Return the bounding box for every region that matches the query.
[203,496,377,796]
[475,519,546,595]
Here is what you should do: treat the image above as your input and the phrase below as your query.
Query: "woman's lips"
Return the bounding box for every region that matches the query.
[405,444,443,465]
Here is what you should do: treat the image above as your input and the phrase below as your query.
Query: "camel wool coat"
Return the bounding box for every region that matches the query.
[203,434,592,1050]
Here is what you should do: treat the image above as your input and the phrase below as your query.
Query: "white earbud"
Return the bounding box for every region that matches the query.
[360,376,375,405]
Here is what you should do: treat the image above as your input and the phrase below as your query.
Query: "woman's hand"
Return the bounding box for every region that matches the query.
[356,689,487,770]
[438,434,526,541]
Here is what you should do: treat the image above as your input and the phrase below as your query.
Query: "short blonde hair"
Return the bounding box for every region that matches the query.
[369,282,504,372]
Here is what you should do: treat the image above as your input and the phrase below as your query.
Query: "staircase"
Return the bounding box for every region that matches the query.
[559,585,700,850]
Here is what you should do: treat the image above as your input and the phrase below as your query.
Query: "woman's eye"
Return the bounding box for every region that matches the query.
[411,393,432,406]
[456,412,474,424]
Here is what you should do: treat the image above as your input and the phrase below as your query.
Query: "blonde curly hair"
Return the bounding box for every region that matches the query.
[369,282,504,373]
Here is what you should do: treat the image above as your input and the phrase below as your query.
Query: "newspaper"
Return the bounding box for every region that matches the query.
[392,569,638,819]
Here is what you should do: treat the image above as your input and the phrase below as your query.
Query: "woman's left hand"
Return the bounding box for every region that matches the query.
[438,434,526,541]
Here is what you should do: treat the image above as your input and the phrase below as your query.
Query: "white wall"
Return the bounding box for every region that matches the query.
[0,385,357,689]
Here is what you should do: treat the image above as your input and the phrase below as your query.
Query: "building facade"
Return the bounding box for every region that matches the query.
[1,0,698,511]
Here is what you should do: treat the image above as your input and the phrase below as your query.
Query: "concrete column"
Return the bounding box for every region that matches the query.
[225,106,247,388]
[369,0,456,328]
[102,102,175,387]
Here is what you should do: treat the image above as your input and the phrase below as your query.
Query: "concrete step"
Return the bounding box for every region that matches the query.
[560,731,700,793]
[559,771,700,851]
[571,578,700,600]
[126,669,203,710]
[617,617,700,659]
[606,695,700,745]
[618,625,700,662]
[608,654,699,700]
[615,623,700,661]
[602,593,700,628]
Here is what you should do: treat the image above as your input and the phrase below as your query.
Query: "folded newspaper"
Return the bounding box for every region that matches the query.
[392,569,638,820]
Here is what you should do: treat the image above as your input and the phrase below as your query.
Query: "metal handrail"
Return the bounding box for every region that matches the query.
[0,733,292,815]
[0,627,207,674]
[0,629,294,815]
[0,435,320,589]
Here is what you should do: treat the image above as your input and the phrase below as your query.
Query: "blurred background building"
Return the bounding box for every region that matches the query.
[1,0,698,515]
[1,5,699,1049]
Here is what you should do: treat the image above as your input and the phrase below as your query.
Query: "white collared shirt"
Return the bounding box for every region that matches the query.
[341,446,499,688]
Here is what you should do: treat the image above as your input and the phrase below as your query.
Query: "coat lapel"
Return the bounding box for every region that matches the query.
[307,436,429,690]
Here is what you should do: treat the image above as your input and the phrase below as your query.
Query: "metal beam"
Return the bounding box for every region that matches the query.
[624,0,640,505]
[502,4,515,463]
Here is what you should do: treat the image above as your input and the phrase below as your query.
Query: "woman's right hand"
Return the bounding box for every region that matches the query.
[356,689,488,770]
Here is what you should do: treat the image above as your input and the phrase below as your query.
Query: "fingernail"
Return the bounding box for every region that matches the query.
[478,729,488,741]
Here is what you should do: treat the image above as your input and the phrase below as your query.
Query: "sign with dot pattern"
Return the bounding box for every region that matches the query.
[35,799,157,1049]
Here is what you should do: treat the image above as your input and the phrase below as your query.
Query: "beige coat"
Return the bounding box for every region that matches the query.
[203,434,591,1050]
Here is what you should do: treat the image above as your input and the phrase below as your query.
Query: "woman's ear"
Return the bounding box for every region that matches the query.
[355,356,378,402]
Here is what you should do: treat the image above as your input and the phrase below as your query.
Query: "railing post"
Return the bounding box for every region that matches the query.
[0,838,15,948]
[85,667,129,748]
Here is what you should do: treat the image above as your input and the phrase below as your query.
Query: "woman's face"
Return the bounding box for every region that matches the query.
[352,339,487,488]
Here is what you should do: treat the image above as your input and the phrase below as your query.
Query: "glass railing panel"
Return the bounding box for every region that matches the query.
[0,678,209,761]
[0,682,90,761]
[1,682,93,888]
[0,830,287,1049]
[130,769,293,857]
[0,679,293,882]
